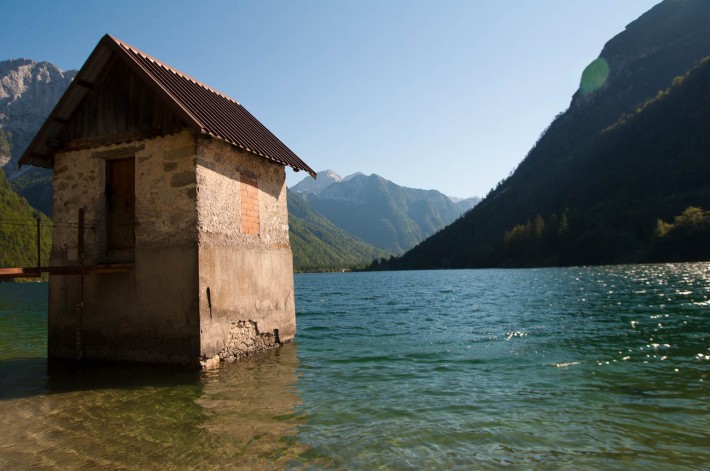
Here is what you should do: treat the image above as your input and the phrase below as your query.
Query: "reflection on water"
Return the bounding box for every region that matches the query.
[196,345,313,467]
[0,342,307,469]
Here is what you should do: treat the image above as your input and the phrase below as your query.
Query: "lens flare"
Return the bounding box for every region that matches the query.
[580,57,610,94]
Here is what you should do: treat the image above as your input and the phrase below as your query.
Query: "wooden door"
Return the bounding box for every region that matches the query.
[106,158,135,251]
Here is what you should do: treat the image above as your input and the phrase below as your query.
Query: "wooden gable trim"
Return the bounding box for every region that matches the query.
[59,53,185,151]
[18,41,116,169]
[67,130,160,152]
[92,144,145,160]
[18,36,199,169]
[75,78,95,89]
[103,37,205,136]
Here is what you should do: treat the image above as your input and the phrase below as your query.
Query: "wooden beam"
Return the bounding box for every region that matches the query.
[0,268,41,278]
[19,152,53,170]
[66,129,160,151]
[92,144,145,160]
[0,264,133,279]
[75,79,94,89]
[46,138,65,149]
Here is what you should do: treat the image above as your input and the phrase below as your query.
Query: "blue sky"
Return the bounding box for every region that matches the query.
[2,0,661,198]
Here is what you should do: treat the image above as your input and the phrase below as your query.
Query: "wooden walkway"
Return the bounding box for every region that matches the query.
[0,264,132,279]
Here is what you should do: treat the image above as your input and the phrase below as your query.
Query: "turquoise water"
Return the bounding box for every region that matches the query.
[0,264,708,469]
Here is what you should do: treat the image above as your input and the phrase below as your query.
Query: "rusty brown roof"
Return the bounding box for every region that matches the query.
[20,34,316,178]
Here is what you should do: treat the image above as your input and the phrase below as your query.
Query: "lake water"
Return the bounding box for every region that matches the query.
[0,264,708,469]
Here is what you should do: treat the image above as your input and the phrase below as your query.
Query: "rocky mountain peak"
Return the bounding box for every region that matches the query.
[342,172,365,181]
[290,169,343,194]
[0,59,76,173]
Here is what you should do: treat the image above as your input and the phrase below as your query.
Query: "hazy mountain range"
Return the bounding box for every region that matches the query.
[5,0,705,274]
[0,59,478,272]
[292,170,479,253]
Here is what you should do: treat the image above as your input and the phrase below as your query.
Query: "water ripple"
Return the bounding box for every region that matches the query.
[294,263,710,469]
[1,263,708,469]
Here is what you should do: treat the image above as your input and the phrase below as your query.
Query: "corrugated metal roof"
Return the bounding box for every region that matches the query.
[20,34,316,178]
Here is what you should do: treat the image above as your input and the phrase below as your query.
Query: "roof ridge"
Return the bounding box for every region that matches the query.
[107,35,243,107]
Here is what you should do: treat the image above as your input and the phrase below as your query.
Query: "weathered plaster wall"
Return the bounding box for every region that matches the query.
[49,129,201,364]
[195,137,296,365]
[194,137,290,247]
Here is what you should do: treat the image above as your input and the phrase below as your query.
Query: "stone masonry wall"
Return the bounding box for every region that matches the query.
[51,128,198,261]
[49,129,201,363]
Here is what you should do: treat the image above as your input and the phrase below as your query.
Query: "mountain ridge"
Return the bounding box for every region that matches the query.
[0,58,475,271]
[297,172,479,253]
[292,169,478,205]
[384,0,710,270]
[290,169,343,195]
[287,189,387,271]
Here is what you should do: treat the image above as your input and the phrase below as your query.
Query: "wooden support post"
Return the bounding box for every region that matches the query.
[36,217,41,269]
[78,209,84,260]
[75,208,85,360]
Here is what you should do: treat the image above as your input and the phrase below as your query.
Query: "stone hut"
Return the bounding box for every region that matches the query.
[19,35,315,367]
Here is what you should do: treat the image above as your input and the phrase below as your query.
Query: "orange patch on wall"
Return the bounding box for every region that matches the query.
[240,175,260,235]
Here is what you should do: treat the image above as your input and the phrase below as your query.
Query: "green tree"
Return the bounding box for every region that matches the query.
[651,206,710,262]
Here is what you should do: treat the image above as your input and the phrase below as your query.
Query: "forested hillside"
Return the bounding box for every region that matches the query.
[383,0,710,270]
[288,190,387,271]
[1,129,51,270]
[0,168,51,270]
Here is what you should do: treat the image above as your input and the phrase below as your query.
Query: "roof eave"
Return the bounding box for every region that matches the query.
[211,132,316,178]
